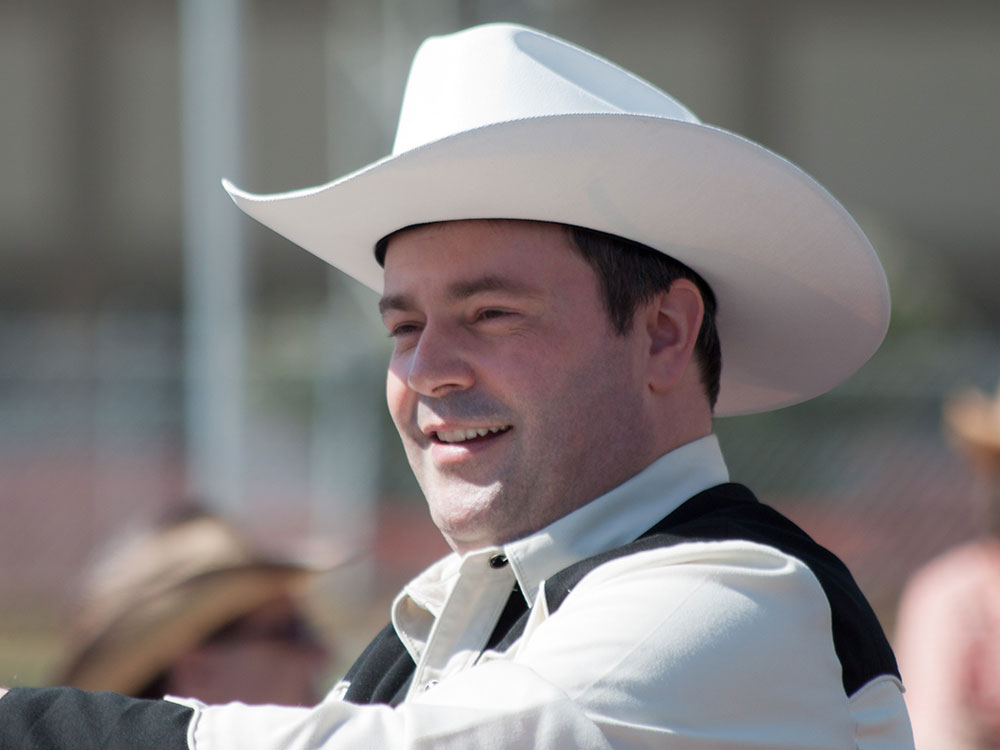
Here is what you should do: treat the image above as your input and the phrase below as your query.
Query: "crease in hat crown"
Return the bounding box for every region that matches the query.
[391,23,700,155]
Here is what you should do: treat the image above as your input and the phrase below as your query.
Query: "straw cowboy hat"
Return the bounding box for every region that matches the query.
[944,383,1000,475]
[223,22,890,417]
[53,509,330,696]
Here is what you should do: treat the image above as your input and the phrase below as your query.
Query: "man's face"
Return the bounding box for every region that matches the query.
[380,220,657,553]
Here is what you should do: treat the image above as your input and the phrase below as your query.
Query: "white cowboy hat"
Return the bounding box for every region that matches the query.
[223,22,890,417]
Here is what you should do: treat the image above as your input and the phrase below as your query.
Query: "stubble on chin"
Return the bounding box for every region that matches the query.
[422,478,533,552]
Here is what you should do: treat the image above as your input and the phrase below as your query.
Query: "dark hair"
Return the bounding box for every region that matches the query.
[563,225,721,410]
[374,221,721,408]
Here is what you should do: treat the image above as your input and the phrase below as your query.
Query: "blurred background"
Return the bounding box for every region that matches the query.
[1,0,998,692]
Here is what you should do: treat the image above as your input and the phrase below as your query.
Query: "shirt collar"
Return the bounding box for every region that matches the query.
[505,433,728,604]
[398,434,729,616]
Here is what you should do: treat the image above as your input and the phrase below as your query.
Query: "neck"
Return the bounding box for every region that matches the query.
[651,385,714,459]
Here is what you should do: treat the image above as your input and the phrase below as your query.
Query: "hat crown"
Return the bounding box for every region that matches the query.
[393,23,700,154]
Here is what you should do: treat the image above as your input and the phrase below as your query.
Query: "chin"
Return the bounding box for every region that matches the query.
[431,509,501,552]
[424,479,516,541]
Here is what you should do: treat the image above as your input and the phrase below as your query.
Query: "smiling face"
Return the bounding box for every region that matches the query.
[380,220,661,553]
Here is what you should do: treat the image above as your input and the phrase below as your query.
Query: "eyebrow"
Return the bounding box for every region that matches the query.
[378,275,542,316]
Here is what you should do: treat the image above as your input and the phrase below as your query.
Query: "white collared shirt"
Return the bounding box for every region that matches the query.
[388,434,731,698]
[177,435,914,749]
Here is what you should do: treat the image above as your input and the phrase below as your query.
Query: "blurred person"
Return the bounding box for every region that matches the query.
[0,23,914,748]
[895,383,1000,749]
[52,506,332,705]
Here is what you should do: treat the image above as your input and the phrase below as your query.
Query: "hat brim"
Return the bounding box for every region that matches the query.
[224,113,889,417]
[55,563,315,695]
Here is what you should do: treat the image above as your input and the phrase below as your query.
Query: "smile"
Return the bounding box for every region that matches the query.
[433,425,511,444]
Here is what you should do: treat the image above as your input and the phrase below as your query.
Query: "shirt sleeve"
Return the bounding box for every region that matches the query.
[0,686,193,750]
[0,541,909,749]
[186,539,910,749]
[182,667,613,750]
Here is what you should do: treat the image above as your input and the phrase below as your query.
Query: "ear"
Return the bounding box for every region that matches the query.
[642,278,704,394]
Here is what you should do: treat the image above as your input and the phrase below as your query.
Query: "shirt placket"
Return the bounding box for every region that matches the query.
[409,549,516,696]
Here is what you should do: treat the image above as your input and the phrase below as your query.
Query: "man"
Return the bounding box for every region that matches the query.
[0,22,914,748]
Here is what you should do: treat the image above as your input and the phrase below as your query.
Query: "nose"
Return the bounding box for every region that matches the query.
[404,322,475,397]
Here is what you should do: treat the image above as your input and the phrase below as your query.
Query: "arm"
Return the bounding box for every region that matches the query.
[190,540,909,748]
[0,686,193,750]
[0,542,911,749]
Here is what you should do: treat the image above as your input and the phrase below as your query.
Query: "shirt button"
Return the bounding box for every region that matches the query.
[489,554,508,569]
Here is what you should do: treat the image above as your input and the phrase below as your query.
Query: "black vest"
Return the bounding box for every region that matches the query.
[342,483,899,707]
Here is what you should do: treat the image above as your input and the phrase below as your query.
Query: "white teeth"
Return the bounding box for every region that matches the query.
[435,426,510,443]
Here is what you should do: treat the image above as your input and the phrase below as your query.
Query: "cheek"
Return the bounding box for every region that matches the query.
[385,367,411,428]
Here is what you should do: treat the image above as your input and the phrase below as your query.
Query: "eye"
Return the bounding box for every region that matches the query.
[476,308,511,322]
[387,322,422,338]
[384,317,423,339]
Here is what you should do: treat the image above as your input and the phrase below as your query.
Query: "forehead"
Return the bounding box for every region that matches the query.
[382,219,576,279]
[384,218,567,255]
[379,219,599,312]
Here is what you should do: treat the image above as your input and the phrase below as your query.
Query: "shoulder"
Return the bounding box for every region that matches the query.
[549,534,837,666]
[895,538,1000,641]
[902,538,1000,597]
[523,537,888,745]
[546,484,899,696]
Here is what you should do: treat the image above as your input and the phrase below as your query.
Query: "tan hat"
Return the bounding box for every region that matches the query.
[53,509,330,695]
[223,22,890,417]
[943,382,1000,476]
